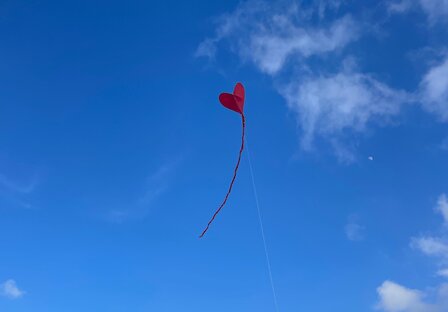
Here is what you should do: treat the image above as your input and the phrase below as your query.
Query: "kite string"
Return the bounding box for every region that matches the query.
[246,140,280,312]
[199,114,246,238]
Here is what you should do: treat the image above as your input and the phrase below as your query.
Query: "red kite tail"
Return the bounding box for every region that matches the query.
[200,114,246,238]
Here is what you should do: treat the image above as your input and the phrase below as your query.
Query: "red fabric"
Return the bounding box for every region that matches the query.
[218,82,245,114]
[200,82,246,238]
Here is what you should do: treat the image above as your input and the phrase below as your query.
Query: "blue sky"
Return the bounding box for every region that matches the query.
[1,0,448,311]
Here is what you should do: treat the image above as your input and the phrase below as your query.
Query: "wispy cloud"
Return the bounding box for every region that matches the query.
[345,215,365,241]
[137,163,176,206]
[196,0,414,162]
[0,279,25,300]
[419,0,448,24]
[411,194,448,261]
[438,269,448,278]
[197,0,360,75]
[106,159,181,223]
[281,64,410,161]
[388,0,448,24]
[387,0,413,14]
[0,169,39,209]
[411,236,448,260]
[0,173,38,195]
[435,194,448,225]
[197,0,448,162]
[419,56,448,121]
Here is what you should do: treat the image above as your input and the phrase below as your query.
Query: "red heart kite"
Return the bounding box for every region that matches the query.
[200,82,246,238]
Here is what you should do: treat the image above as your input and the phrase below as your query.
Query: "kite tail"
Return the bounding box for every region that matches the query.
[199,114,246,238]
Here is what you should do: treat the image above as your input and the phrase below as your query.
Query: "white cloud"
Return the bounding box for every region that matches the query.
[197,0,360,75]
[376,280,444,312]
[197,0,415,161]
[419,0,448,24]
[281,68,409,160]
[198,0,448,163]
[435,194,448,225]
[420,57,448,121]
[316,0,344,19]
[376,281,435,312]
[437,269,448,278]
[246,14,358,75]
[196,38,218,59]
[0,279,25,300]
[387,0,413,14]
[388,0,448,23]
[411,236,448,259]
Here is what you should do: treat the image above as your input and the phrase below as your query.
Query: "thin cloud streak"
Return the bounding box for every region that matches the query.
[106,159,181,223]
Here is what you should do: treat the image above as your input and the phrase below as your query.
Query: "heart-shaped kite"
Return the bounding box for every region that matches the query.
[200,82,246,238]
[218,82,245,114]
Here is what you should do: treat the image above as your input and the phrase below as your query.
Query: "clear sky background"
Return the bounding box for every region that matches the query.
[1,0,448,311]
